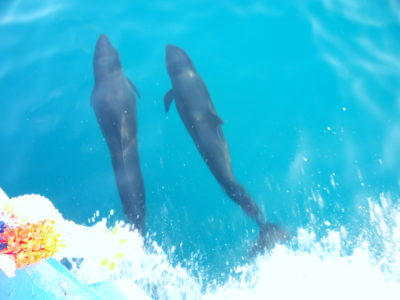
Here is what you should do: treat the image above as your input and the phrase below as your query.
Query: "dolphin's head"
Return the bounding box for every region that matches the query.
[165,44,195,77]
[93,34,122,81]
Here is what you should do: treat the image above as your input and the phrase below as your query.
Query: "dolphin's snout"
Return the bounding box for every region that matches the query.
[165,44,184,58]
[165,44,193,75]
[93,34,121,78]
[95,34,113,53]
[165,44,188,64]
[98,33,108,42]
[165,44,179,53]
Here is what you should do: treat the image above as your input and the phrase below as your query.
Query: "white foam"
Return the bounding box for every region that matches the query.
[0,255,16,277]
[1,189,400,299]
[8,193,64,224]
[204,242,399,300]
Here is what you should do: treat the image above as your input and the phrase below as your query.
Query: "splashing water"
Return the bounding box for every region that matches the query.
[1,0,399,299]
[1,191,399,299]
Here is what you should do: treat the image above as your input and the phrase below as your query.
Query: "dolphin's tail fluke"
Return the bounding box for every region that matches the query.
[218,179,292,253]
[251,222,292,255]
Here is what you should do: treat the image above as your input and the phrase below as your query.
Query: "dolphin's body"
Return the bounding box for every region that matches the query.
[164,45,288,250]
[91,34,145,234]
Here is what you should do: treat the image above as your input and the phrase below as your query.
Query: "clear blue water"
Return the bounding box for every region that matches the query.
[1,0,400,287]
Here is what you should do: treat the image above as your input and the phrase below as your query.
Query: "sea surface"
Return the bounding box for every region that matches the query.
[1,0,400,299]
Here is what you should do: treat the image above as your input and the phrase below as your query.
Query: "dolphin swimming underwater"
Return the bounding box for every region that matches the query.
[91,34,145,234]
[164,44,289,250]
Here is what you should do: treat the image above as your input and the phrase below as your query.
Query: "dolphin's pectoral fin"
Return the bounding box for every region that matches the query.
[164,89,175,113]
[250,222,293,255]
[128,78,141,99]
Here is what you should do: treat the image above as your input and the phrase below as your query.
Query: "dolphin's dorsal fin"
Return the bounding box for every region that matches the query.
[207,101,223,125]
[128,78,141,99]
[164,89,175,113]
[211,113,224,125]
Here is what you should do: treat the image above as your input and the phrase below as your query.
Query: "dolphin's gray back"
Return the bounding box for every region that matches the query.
[165,45,291,251]
[168,70,267,226]
[172,73,218,121]
[172,72,235,182]
[91,73,145,234]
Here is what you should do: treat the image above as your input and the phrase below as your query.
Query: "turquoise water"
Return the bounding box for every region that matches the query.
[1,0,400,290]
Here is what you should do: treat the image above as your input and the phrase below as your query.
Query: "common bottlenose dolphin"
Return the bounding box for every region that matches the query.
[91,34,145,234]
[164,44,288,250]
